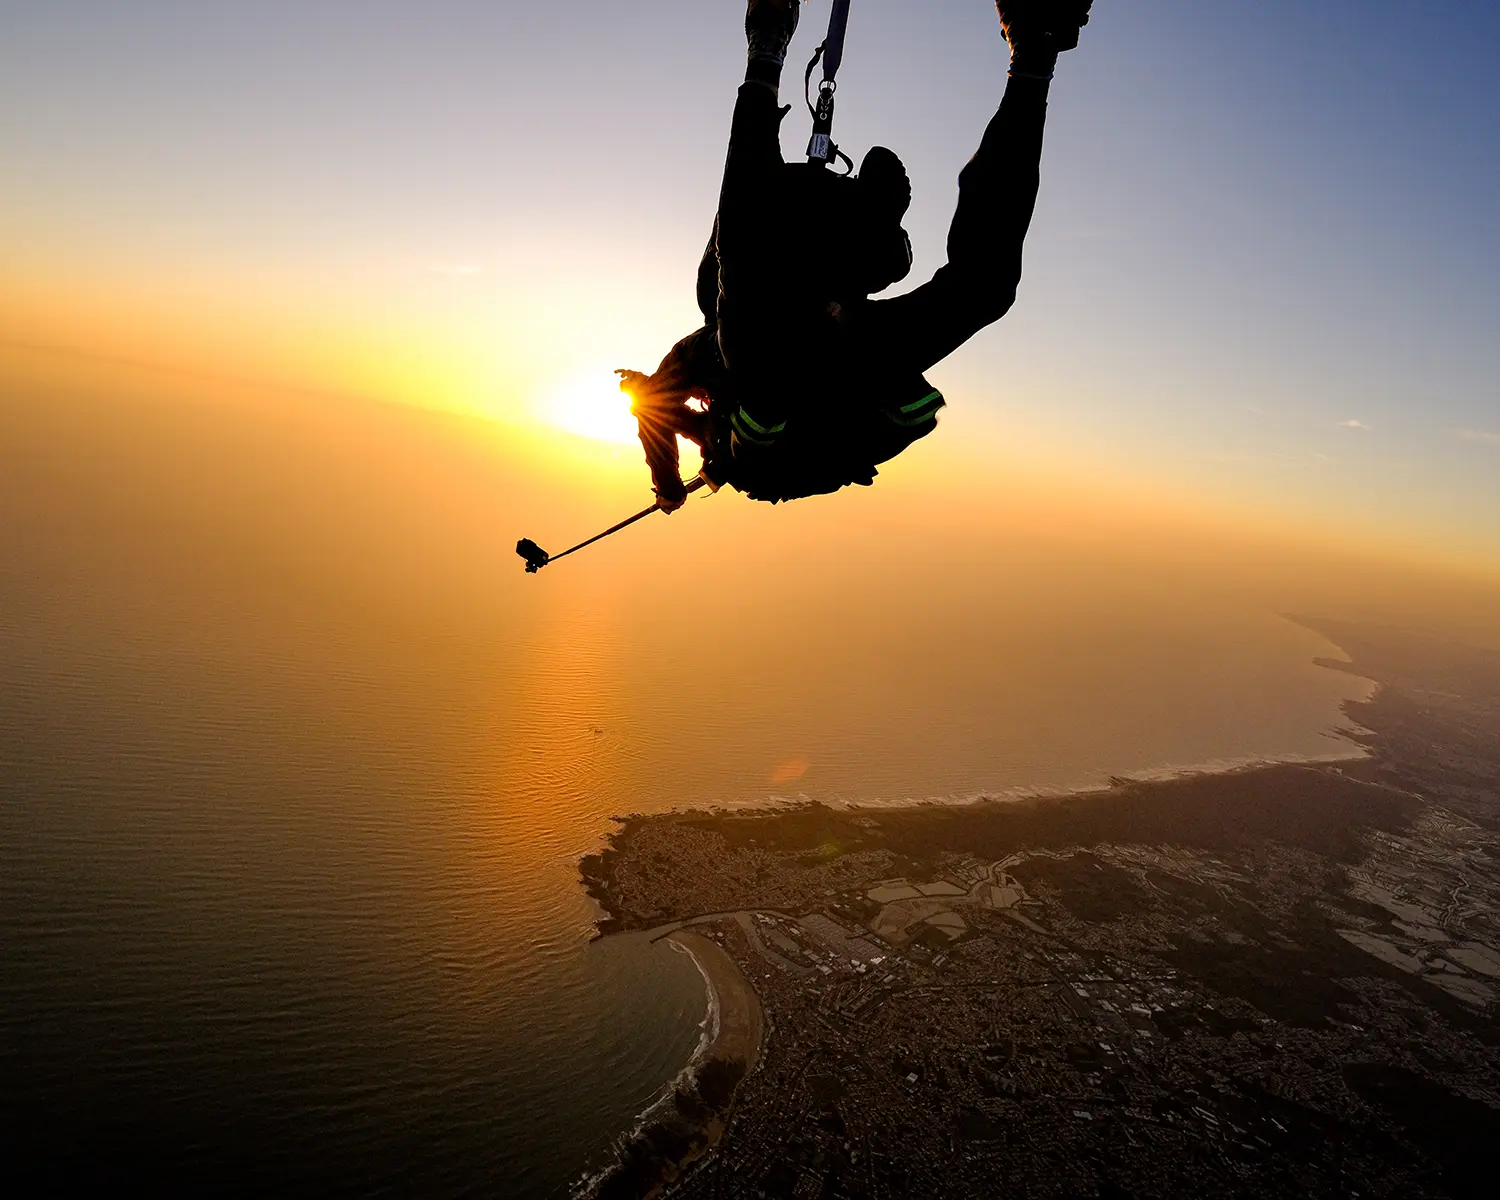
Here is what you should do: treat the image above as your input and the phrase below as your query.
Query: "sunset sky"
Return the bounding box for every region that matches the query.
[2,0,1497,569]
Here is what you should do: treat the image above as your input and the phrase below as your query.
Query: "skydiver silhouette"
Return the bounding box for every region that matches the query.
[618,0,1094,510]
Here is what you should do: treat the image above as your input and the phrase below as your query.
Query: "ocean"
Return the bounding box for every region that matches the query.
[0,372,1371,1195]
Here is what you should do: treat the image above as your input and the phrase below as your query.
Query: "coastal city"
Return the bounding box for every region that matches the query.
[583,621,1500,1197]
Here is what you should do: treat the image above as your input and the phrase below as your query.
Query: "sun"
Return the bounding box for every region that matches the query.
[542,370,640,446]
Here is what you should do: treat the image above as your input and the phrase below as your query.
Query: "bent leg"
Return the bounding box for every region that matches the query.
[861,75,1050,373]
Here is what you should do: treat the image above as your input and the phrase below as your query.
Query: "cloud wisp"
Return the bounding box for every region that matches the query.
[1338,419,1371,431]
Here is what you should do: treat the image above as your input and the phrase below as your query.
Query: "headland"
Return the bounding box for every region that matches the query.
[581,617,1500,1197]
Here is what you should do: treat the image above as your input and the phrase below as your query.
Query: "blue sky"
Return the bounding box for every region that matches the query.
[1,1,1497,561]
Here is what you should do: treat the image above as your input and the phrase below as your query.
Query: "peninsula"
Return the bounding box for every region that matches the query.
[582,618,1500,1197]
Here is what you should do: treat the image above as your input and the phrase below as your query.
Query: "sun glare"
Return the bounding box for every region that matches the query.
[543,371,641,446]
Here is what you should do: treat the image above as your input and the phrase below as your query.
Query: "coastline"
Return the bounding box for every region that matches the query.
[572,613,1399,1193]
[667,931,764,1076]
[583,932,765,1198]
[581,760,1397,939]
[639,933,763,1191]
[571,616,1500,1193]
[580,618,1385,936]
[574,617,1500,1194]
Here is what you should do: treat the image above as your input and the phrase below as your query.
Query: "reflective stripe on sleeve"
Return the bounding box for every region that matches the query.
[886,389,945,426]
[731,407,787,446]
[899,389,944,414]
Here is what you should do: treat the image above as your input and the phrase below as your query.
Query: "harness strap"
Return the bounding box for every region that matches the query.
[821,0,852,82]
[805,0,854,170]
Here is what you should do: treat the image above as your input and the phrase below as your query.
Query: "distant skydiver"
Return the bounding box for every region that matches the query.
[617,0,1094,510]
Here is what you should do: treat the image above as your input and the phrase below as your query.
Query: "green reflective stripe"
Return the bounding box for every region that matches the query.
[736,408,786,437]
[731,410,779,446]
[886,389,944,426]
[899,389,944,414]
[885,407,941,427]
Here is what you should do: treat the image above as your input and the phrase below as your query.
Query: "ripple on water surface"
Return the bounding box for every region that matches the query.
[0,382,1374,1195]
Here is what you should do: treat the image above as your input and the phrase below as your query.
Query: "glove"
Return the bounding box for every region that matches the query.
[618,368,688,511]
[654,485,686,514]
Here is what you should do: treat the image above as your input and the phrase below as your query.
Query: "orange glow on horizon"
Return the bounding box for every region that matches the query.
[3,278,1498,594]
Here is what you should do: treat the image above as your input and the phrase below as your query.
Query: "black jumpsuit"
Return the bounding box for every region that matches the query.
[634,72,1051,503]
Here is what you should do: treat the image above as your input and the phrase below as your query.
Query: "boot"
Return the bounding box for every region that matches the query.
[996,1,1093,78]
[746,0,800,71]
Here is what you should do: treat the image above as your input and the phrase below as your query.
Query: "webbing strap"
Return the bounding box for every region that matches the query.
[805,0,854,169]
[803,0,853,107]
[821,0,852,84]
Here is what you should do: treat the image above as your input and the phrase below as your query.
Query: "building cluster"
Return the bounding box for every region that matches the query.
[599,814,1500,1197]
[579,619,1500,1197]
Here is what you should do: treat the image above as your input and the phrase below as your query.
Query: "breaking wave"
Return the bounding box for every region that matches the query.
[569,938,720,1199]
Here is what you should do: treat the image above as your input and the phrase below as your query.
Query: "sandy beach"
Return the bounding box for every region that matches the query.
[668,930,763,1074]
[586,929,767,1195]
